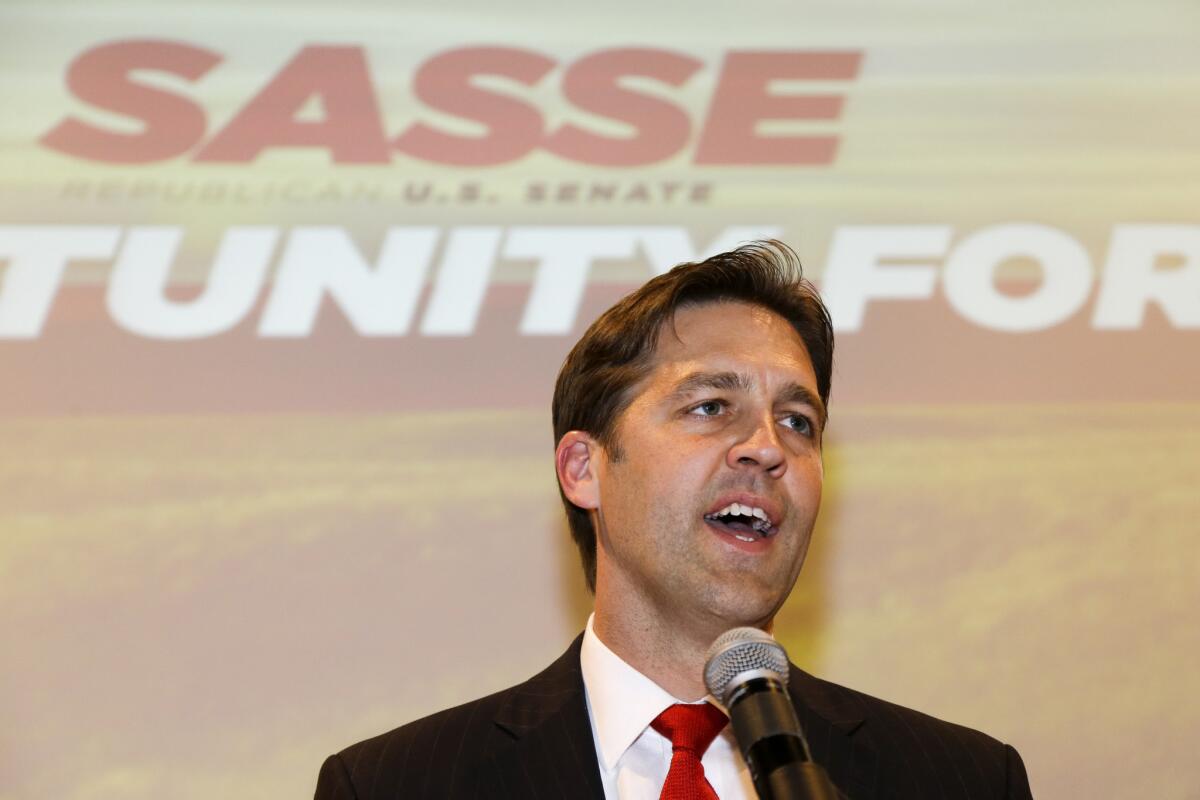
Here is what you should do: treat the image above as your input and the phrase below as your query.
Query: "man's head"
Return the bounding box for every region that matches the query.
[552,242,834,621]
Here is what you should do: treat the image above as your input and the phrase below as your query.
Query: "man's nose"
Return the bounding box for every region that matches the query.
[726,416,787,477]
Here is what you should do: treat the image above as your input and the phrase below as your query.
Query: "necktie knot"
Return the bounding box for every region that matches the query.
[650,703,728,799]
[650,702,729,756]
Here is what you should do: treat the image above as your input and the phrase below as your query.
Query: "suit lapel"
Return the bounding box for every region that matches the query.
[790,664,881,800]
[484,635,606,800]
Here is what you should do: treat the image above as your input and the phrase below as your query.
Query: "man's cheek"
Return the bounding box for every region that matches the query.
[808,453,825,484]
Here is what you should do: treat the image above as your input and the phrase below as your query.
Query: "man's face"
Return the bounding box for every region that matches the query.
[591,300,825,630]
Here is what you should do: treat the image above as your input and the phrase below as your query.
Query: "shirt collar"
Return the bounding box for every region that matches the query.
[580,613,701,772]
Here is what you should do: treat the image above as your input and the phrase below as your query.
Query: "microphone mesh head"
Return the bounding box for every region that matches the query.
[703,627,789,705]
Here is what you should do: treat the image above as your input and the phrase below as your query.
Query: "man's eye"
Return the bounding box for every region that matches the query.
[783,414,813,436]
[690,400,725,416]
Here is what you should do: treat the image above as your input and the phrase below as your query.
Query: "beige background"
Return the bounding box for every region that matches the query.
[2,3,1199,798]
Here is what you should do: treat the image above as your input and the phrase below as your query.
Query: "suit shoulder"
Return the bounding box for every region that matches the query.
[340,686,516,762]
[818,673,1005,748]
[322,687,517,800]
[799,671,1030,797]
[316,638,588,800]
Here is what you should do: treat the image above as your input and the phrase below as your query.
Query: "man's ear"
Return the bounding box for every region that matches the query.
[555,430,601,511]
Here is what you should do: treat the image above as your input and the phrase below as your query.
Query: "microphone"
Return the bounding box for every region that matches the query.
[704,627,840,800]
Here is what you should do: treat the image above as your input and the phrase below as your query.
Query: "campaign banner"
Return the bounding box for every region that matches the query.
[1,4,1197,799]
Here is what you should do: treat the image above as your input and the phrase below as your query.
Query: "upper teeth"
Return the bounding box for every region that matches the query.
[711,502,769,522]
[706,503,773,532]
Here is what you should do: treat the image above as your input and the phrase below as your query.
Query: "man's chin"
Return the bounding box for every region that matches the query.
[696,580,789,633]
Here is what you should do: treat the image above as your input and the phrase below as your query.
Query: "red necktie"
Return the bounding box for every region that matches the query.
[650,702,730,800]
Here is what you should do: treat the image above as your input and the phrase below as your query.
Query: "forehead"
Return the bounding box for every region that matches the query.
[642,300,818,394]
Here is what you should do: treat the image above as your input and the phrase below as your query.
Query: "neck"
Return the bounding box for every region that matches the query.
[592,572,769,701]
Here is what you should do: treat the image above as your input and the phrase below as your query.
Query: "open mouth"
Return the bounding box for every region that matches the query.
[703,502,778,543]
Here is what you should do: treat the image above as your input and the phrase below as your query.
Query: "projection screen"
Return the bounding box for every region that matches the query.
[1,3,1198,798]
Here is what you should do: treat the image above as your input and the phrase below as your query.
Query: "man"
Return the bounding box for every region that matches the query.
[314,242,1034,799]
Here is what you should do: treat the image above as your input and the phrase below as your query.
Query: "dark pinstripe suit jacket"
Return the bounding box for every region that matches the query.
[314,635,1033,799]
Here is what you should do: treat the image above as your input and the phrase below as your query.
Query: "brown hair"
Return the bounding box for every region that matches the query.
[551,240,834,591]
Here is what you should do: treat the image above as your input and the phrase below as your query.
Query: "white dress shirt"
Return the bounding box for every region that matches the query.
[580,614,756,799]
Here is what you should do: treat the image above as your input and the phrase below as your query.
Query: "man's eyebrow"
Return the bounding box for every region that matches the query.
[778,383,828,427]
[665,371,751,400]
[666,370,827,426]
